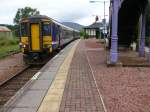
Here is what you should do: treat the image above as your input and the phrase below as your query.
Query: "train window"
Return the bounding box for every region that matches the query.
[42,23,51,36]
[21,23,28,37]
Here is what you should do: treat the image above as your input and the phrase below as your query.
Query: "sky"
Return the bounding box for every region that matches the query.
[0,0,110,26]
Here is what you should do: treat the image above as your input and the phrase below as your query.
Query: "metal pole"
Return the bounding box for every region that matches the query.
[104,1,106,38]
[110,0,119,63]
[89,0,108,38]
[104,1,106,34]
[139,13,146,57]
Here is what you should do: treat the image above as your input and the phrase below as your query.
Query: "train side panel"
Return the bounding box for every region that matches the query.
[52,23,59,50]
[59,27,74,46]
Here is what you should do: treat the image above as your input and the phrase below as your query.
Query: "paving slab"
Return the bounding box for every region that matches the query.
[119,50,150,67]
[59,38,150,112]
[14,90,47,108]
[45,66,60,72]
[9,108,37,112]
[85,38,150,112]
[3,40,77,112]
[8,39,150,112]
[59,40,105,112]
[37,40,80,112]
[49,62,62,67]
[29,80,53,90]
[38,72,56,80]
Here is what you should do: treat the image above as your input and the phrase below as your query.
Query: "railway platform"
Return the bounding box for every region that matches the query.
[1,38,150,112]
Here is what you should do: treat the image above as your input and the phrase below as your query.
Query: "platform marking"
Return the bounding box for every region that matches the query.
[31,72,41,80]
[51,54,59,62]
[37,40,80,112]
[86,52,107,112]
[60,49,64,53]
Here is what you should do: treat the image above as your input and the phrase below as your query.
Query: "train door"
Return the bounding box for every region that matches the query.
[58,26,61,47]
[31,24,40,51]
[56,25,60,44]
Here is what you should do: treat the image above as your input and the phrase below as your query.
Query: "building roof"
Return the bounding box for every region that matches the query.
[0,26,11,32]
[84,22,103,29]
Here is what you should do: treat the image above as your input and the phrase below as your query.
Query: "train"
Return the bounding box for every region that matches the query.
[19,15,80,64]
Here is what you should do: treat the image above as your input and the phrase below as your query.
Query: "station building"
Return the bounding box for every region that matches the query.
[84,22,103,38]
[0,26,13,38]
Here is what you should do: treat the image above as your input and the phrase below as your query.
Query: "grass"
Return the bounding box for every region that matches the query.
[0,36,18,46]
[0,35,20,58]
[0,45,20,58]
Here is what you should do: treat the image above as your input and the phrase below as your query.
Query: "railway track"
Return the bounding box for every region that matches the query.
[0,51,20,59]
[0,65,43,108]
[0,41,75,111]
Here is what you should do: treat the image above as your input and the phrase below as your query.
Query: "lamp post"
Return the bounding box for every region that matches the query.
[90,0,109,37]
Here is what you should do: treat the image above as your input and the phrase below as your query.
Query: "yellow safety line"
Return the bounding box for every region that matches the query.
[38,40,80,112]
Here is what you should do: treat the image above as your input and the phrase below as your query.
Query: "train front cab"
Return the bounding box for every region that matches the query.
[20,18,52,64]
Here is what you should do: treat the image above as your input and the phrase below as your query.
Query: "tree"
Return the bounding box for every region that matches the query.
[14,7,40,25]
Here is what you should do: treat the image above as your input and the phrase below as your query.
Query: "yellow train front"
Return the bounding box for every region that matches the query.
[19,16,53,64]
[19,15,80,64]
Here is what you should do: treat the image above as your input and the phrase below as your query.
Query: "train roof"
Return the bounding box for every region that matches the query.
[20,15,51,23]
[20,15,79,32]
[50,18,74,31]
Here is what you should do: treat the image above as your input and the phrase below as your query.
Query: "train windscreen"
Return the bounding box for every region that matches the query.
[42,23,51,36]
[21,23,28,37]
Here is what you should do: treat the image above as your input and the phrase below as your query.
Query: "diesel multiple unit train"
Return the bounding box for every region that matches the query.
[19,15,80,64]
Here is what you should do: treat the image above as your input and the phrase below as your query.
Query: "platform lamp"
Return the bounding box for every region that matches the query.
[90,0,109,38]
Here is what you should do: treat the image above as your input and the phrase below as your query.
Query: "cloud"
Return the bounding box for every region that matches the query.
[0,0,110,25]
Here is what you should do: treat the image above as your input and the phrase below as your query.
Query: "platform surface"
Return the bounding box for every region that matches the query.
[2,39,150,112]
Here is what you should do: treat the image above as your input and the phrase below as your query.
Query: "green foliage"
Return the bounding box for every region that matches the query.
[14,7,40,25]
[80,31,84,37]
[0,36,19,47]
[84,33,89,39]
[0,45,19,58]
[13,25,20,37]
[0,36,19,58]
[13,7,40,37]
[80,31,89,39]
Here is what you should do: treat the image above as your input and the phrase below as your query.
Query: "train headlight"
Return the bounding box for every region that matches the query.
[19,42,22,47]
[44,44,51,48]
[19,43,27,48]
[47,45,51,48]
[23,45,26,48]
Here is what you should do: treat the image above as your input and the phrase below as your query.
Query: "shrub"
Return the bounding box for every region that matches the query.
[0,36,19,47]
[84,33,89,39]
[80,31,89,39]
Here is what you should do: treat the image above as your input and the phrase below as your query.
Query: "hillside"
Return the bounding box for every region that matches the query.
[62,22,84,31]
